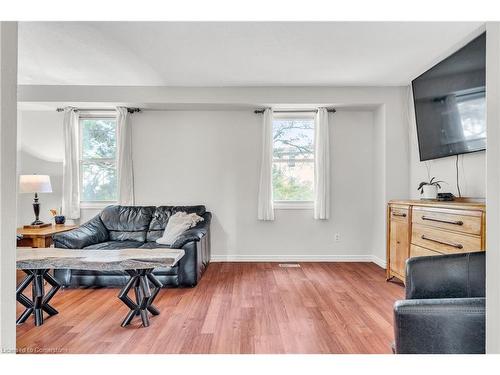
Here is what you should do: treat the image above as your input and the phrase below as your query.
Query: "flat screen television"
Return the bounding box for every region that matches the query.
[412,32,486,161]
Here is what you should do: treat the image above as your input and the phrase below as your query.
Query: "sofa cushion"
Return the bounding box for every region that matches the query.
[138,241,171,249]
[100,205,155,242]
[171,205,206,216]
[84,240,145,250]
[146,205,206,242]
[156,212,205,246]
[137,241,179,275]
[146,206,173,242]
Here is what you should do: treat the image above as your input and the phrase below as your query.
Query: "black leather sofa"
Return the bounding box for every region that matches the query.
[52,205,211,288]
[393,252,485,354]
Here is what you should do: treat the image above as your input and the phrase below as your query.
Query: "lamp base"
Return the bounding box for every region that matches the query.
[23,223,51,229]
[26,194,51,229]
[31,218,44,225]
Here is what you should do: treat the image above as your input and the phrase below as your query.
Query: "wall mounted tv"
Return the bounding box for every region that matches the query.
[412,32,486,161]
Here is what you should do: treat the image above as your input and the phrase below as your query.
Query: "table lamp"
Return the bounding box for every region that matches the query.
[19,175,53,228]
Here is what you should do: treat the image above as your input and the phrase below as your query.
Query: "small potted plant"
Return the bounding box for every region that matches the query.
[417,177,444,199]
[50,208,66,225]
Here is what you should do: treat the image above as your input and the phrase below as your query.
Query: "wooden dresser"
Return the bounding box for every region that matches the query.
[386,199,486,283]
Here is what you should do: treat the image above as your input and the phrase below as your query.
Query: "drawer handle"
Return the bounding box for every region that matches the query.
[421,215,463,226]
[392,212,407,218]
[421,234,463,249]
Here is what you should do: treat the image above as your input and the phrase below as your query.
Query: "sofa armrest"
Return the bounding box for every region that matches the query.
[53,215,109,249]
[171,212,211,249]
[174,212,211,287]
[405,252,485,300]
[393,297,485,354]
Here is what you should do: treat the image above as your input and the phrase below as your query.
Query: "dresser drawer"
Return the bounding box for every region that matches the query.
[412,207,482,236]
[411,224,482,254]
[389,206,409,223]
[410,244,441,258]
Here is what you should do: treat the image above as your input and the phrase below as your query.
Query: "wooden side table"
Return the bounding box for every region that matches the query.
[17,225,77,248]
[16,225,77,283]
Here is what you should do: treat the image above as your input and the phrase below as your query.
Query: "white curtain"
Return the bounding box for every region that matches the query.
[62,107,80,219]
[257,108,274,220]
[314,108,330,220]
[116,107,135,205]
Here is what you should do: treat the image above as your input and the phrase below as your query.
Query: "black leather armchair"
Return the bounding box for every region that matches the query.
[53,205,211,288]
[393,252,485,354]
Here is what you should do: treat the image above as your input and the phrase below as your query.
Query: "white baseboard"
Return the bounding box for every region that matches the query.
[211,254,385,266]
[370,255,387,269]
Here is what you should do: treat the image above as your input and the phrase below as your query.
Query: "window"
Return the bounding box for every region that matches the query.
[272,115,315,207]
[79,117,118,203]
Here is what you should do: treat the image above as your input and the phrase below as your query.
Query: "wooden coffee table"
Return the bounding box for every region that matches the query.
[16,248,184,327]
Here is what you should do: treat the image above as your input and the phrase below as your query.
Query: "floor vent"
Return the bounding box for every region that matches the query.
[278,263,301,268]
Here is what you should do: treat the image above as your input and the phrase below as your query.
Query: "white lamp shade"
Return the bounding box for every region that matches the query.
[19,175,53,193]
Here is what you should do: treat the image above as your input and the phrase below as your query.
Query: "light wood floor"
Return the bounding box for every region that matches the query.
[16,262,404,354]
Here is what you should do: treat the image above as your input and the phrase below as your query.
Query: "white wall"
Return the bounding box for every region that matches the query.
[486,21,500,354]
[0,21,18,353]
[17,85,408,264]
[17,110,64,225]
[371,106,387,264]
[133,110,375,259]
[410,149,485,199]
[17,108,378,260]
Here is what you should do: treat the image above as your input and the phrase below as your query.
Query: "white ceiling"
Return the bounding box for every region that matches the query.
[18,22,484,87]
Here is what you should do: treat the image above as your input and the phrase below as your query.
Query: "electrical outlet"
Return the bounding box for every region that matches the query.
[334,233,341,242]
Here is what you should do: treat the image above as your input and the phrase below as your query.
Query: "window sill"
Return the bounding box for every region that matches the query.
[274,201,314,210]
[80,202,116,210]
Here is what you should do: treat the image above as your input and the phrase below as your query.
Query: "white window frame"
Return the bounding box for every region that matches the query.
[272,112,315,210]
[79,112,118,208]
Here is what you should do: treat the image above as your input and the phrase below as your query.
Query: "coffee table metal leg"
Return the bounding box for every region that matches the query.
[42,271,61,316]
[33,270,45,326]
[138,270,152,326]
[146,272,162,316]
[16,307,34,325]
[16,271,34,324]
[16,269,61,326]
[118,271,139,326]
[118,268,162,327]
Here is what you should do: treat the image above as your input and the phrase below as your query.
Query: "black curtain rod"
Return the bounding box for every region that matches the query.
[56,107,141,114]
[254,108,336,114]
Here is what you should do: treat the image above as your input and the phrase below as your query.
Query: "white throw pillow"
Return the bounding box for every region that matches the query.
[156,211,204,246]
